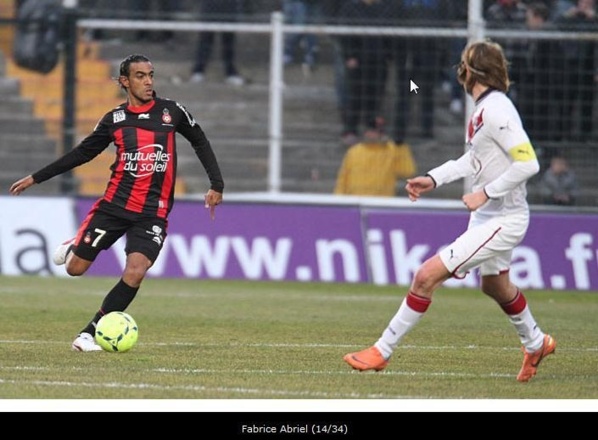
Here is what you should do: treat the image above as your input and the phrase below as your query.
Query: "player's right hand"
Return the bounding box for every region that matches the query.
[9,175,34,195]
[405,176,435,201]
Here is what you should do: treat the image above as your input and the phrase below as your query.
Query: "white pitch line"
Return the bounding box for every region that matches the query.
[0,364,515,380]
[0,339,596,353]
[0,377,429,399]
[153,367,515,379]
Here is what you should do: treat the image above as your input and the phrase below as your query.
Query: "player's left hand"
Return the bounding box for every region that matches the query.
[462,190,488,212]
[204,189,223,220]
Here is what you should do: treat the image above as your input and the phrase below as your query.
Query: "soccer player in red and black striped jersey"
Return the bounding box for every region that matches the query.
[10,54,224,351]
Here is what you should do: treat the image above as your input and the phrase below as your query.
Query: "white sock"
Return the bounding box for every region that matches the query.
[509,305,544,353]
[375,293,429,359]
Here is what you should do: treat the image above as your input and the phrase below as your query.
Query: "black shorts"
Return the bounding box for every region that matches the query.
[73,203,167,264]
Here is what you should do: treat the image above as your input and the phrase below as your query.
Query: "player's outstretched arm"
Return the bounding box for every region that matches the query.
[405,175,436,202]
[9,175,35,195]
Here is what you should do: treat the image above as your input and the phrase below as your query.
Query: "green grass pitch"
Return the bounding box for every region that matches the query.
[1,275,597,410]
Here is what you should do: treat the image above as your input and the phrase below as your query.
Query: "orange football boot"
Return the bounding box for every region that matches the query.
[517,334,556,382]
[343,346,388,372]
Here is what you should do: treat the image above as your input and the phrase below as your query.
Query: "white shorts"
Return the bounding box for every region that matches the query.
[439,212,529,278]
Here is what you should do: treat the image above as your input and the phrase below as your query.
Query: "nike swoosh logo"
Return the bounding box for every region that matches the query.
[351,355,369,366]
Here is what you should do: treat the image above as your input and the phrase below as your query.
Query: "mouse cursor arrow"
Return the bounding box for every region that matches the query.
[410,80,419,94]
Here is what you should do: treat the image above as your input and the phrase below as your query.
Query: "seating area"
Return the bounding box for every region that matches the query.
[0,0,186,196]
[1,0,596,207]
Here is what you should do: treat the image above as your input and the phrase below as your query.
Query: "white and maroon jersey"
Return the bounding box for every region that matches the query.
[428,89,540,218]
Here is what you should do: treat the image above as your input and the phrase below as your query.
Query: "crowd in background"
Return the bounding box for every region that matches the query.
[20,0,595,203]
[72,1,597,142]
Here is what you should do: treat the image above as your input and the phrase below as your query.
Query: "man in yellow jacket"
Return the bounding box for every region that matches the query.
[334,128,416,196]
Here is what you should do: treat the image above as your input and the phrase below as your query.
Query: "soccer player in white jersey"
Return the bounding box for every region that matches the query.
[343,40,556,382]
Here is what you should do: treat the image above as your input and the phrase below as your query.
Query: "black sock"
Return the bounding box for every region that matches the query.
[80,278,139,336]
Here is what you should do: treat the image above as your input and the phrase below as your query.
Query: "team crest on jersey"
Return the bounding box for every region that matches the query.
[467,108,484,141]
[162,108,172,124]
[113,110,126,123]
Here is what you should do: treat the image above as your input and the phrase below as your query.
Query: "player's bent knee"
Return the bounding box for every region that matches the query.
[412,269,435,292]
[65,259,91,277]
[65,266,85,277]
[412,261,448,292]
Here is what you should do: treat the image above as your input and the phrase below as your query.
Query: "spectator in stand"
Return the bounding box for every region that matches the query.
[518,2,567,142]
[445,2,469,115]
[337,0,394,147]
[547,1,576,20]
[130,0,184,43]
[485,0,528,20]
[77,1,135,41]
[190,0,246,86]
[326,0,351,139]
[391,0,456,139]
[131,0,181,43]
[334,127,416,197]
[539,154,580,205]
[485,0,528,104]
[282,0,322,76]
[555,0,597,142]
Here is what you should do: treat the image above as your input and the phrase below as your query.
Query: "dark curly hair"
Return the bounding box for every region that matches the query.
[117,54,152,91]
[119,54,151,77]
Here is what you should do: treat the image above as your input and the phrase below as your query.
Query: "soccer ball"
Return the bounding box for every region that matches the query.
[95,311,139,353]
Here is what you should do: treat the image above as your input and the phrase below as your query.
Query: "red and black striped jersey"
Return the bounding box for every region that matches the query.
[32,96,224,219]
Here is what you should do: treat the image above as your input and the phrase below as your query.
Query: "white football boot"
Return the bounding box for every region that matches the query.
[71,332,102,352]
[52,238,75,266]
